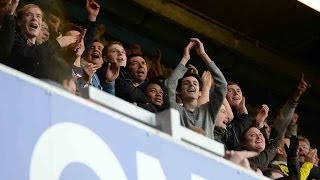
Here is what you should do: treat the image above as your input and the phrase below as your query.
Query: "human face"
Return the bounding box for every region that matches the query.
[36,21,49,44]
[87,41,104,67]
[18,7,43,41]
[105,44,127,67]
[243,127,265,153]
[145,83,163,107]
[178,76,201,102]
[298,140,310,162]
[226,84,243,108]
[127,56,148,84]
[215,104,229,129]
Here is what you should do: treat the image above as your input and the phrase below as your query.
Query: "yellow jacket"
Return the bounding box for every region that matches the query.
[277,162,313,180]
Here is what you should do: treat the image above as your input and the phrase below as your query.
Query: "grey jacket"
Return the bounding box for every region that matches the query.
[166,61,227,139]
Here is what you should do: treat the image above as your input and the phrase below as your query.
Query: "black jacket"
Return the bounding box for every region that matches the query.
[115,67,157,113]
[6,31,61,77]
[0,15,15,61]
[307,164,320,180]
[225,111,253,151]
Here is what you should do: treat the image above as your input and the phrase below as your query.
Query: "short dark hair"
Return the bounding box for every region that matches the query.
[177,72,203,91]
[145,78,165,94]
[227,81,239,87]
[240,126,258,149]
[61,23,84,35]
[126,54,146,72]
[127,53,143,63]
[38,55,73,84]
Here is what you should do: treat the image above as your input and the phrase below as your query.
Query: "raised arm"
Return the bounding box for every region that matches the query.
[165,41,194,106]
[254,104,269,129]
[191,38,227,123]
[0,0,19,60]
[248,145,277,170]
[197,71,212,106]
[47,13,61,40]
[223,98,234,122]
[272,73,309,138]
[84,0,100,53]
[284,136,301,179]
[103,61,120,95]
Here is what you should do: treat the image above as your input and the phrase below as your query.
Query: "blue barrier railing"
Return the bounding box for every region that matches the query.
[0,64,268,180]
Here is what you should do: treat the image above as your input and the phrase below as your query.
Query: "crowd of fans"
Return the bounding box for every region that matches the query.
[0,0,319,179]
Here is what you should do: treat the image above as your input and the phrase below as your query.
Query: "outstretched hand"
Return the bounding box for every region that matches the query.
[293,73,310,101]
[182,41,195,61]
[187,64,198,74]
[255,104,269,127]
[190,38,206,56]
[182,38,211,65]
[75,29,87,52]
[238,96,248,114]
[201,71,213,89]
[86,0,100,21]
[56,35,78,48]
[83,63,98,82]
[105,61,120,82]
[305,148,318,164]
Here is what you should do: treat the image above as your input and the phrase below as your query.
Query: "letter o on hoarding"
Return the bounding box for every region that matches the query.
[29,122,127,180]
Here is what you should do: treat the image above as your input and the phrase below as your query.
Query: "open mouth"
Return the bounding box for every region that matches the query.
[137,69,145,75]
[255,139,263,144]
[232,96,240,100]
[29,23,39,30]
[91,51,100,59]
[155,98,162,103]
[187,87,196,92]
[222,119,228,125]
